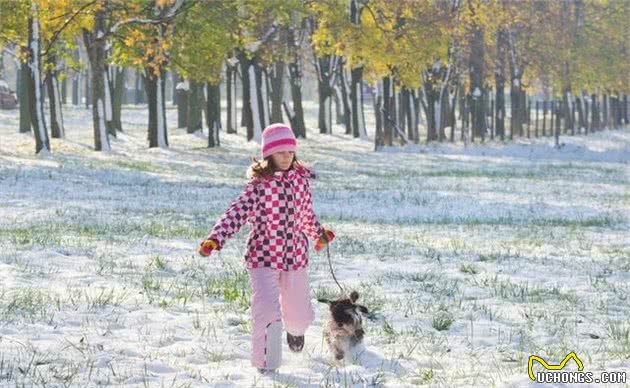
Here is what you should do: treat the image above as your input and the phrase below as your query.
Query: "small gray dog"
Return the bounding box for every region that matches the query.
[318,291,369,360]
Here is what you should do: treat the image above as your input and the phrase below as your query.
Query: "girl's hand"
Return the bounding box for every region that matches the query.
[198,239,218,257]
[314,229,335,252]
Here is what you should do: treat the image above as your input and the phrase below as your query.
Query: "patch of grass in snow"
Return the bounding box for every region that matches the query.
[0,288,54,324]
[313,285,340,302]
[66,287,130,311]
[424,168,539,180]
[432,309,454,332]
[478,250,522,262]
[431,304,455,331]
[94,252,139,277]
[408,368,434,385]
[474,275,578,304]
[470,301,502,322]
[459,262,479,275]
[323,233,418,258]
[204,268,251,311]
[380,270,444,284]
[113,160,161,173]
[0,220,208,248]
[607,320,630,357]
[0,349,80,386]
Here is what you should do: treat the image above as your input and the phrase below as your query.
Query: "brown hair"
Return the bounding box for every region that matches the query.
[247,154,308,179]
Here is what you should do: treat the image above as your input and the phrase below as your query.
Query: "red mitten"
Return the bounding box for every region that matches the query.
[198,239,218,257]
[314,229,335,252]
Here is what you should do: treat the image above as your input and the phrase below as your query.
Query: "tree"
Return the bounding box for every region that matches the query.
[170,0,237,147]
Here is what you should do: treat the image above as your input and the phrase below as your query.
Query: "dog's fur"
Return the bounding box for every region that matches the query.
[318,291,369,360]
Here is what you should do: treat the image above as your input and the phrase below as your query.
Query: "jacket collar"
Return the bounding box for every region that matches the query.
[269,166,315,180]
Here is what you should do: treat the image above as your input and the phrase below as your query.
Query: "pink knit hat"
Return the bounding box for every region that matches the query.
[261,123,297,159]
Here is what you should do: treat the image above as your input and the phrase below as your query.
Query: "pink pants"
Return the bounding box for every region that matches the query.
[249,267,315,369]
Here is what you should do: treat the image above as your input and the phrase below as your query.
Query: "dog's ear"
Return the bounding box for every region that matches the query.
[356,304,369,315]
[350,291,359,303]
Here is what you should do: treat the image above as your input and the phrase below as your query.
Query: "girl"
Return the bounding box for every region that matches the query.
[198,123,335,373]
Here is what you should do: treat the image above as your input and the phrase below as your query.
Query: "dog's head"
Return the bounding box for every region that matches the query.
[318,291,369,333]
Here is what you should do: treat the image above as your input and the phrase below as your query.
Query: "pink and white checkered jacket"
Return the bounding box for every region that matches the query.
[206,166,325,271]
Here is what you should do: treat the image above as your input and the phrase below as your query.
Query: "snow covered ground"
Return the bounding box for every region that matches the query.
[0,103,629,387]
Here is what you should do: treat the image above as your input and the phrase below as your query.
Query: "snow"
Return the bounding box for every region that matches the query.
[175,81,189,91]
[0,103,629,387]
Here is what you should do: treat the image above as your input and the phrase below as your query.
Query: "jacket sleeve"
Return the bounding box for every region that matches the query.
[207,180,259,250]
[301,179,325,241]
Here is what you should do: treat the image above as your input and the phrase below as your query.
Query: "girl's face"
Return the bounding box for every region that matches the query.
[271,151,294,171]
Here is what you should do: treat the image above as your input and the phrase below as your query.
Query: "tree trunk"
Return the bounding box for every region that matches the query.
[18,56,31,133]
[372,81,385,151]
[591,94,599,131]
[449,87,458,142]
[575,96,585,133]
[187,80,204,134]
[337,62,352,135]
[171,71,177,104]
[247,61,265,141]
[84,64,90,109]
[27,10,50,154]
[383,76,394,146]
[61,75,67,105]
[135,69,145,104]
[206,82,221,147]
[603,94,609,129]
[83,12,111,152]
[111,66,124,133]
[316,55,336,134]
[45,57,65,138]
[350,66,366,138]
[269,61,284,123]
[584,93,590,134]
[238,51,255,140]
[144,69,168,148]
[495,30,507,141]
[226,63,237,133]
[72,71,80,106]
[175,77,188,129]
[103,66,115,137]
[412,89,421,143]
[422,77,437,142]
[286,60,306,138]
[470,26,486,141]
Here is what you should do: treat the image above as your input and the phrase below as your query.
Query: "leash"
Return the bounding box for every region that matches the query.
[325,243,345,296]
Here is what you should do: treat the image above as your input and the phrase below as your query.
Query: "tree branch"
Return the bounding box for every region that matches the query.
[42,0,98,58]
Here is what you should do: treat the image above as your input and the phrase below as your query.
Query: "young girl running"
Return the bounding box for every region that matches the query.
[198,123,335,373]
